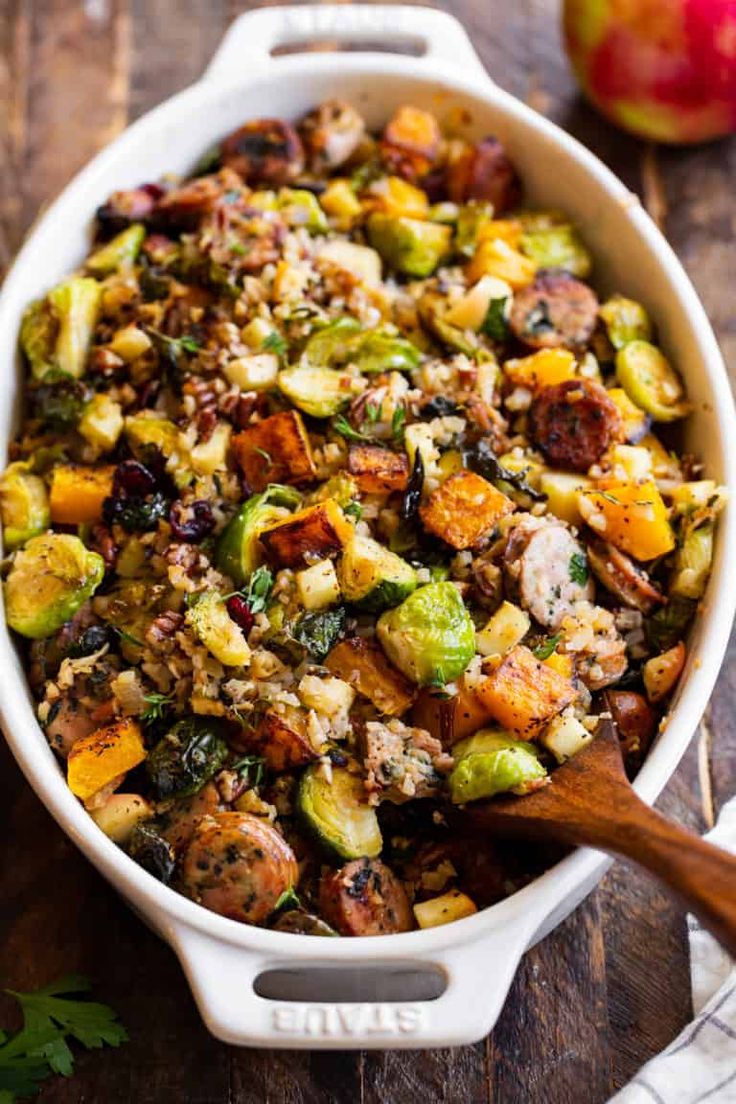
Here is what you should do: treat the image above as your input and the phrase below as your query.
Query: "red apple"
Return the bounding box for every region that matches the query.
[563,0,736,143]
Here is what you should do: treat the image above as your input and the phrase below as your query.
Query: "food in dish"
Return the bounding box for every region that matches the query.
[2,99,725,937]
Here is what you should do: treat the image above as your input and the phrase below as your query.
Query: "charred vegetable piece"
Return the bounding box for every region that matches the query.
[325,637,416,716]
[411,684,493,748]
[0,462,50,548]
[232,410,317,492]
[510,270,598,350]
[128,821,176,884]
[645,596,697,653]
[367,214,451,277]
[615,340,689,422]
[181,812,299,924]
[600,295,652,350]
[338,533,416,612]
[419,471,514,550]
[319,858,413,935]
[4,533,104,639]
[259,500,352,568]
[220,118,305,186]
[50,464,115,525]
[587,538,664,614]
[530,379,622,472]
[216,483,300,586]
[273,910,339,937]
[347,445,409,494]
[86,223,145,275]
[278,364,350,418]
[300,99,366,173]
[449,729,547,803]
[67,718,146,801]
[292,606,347,662]
[519,224,591,278]
[377,582,475,687]
[21,276,102,380]
[147,717,229,800]
[186,591,251,666]
[380,105,441,180]
[298,765,382,860]
[248,705,319,773]
[475,644,576,738]
[447,137,521,212]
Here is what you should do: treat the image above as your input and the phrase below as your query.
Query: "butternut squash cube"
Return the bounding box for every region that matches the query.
[419,470,514,550]
[325,637,415,716]
[467,238,537,289]
[347,444,409,494]
[49,464,115,524]
[476,644,576,738]
[259,499,352,567]
[579,480,675,561]
[503,348,578,390]
[410,685,493,747]
[67,718,146,801]
[232,410,316,493]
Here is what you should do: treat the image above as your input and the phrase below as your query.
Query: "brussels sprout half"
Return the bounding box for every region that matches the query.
[147,716,230,800]
[519,224,592,279]
[0,462,50,549]
[4,533,105,639]
[216,484,302,586]
[337,533,416,613]
[86,223,146,275]
[449,729,548,804]
[298,765,382,860]
[367,214,451,278]
[21,277,102,381]
[376,581,475,687]
[615,340,689,422]
[127,821,176,884]
[278,364,350,418]
[599,294,652,350]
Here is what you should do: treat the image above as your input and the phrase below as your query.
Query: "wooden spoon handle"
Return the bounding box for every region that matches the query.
[567,793,736,959]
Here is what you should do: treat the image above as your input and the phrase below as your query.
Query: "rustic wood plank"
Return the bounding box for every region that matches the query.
[0,0,31,274]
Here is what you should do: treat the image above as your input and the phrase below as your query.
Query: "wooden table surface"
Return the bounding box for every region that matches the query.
[0,1,734,1100]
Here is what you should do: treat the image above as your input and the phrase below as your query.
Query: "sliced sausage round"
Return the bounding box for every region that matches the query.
[319,858,413,937]
[46,696,97,759]
[447,137,521,212]
[602,689,658,774]
[181,812,298,925]
[158,781,223,854]
[530,379,622,472]
[504,517,594,630]
[510,270,599,350]
[299,99,366,173]
[587,539,665,614]
[220,119,305,187]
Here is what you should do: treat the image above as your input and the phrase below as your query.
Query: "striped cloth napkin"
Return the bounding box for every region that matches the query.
[611,797,736,1104]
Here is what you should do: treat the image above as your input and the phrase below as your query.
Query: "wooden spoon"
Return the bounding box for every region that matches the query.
[464,720,736,957]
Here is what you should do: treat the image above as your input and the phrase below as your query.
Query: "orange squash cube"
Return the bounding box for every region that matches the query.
[67,718,146,801]
[476,645,576,738]
[325,637,415,716]
[579,480,675,561]
[419,470,514,550]
[232,410,316,493]
[49,464,115,525]
[347,444,409,494]
[259,499,352,567]
[503,349,578,390]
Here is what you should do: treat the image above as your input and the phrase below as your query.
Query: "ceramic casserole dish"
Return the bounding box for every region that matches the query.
[0,4,734,1050]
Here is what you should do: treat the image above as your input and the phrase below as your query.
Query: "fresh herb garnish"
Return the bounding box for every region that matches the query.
[480,297,509,341]
[364,402,381,424]
[231,754,265,788]
[245,566,274,615]
[533,633,561,660]
[331,415,373,443]
[391,406,407,441]
[344,500,363,521]
[274,885,302,913]
[263,332,288,359]
[569,552,589,586]
[0,975,127,1102]
[146,328,201,356]
[141,691,174,724]
[113,626,144,648]
[253,446,273,466]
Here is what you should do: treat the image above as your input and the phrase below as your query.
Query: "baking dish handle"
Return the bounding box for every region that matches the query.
[202,5,492,86]
[170,917,534,1049]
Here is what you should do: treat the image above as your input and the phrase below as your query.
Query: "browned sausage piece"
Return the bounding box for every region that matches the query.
[603,689,659,774]
[530,379,622,472]
[46,696,97,759]
[587,539,665,614]
[504,517,594,629]
[181,812,298,925]
[510,270,599,350]
[158,781,223,854]
[447,137,521,212]
[319,858,413,936]
[220,119,305,187]
[96,185,161,237]
[299,99,366,174]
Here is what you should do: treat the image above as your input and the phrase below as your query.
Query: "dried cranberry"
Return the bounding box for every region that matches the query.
[113,459,157,498]
[226,595,255,635]
[169,500,215,543]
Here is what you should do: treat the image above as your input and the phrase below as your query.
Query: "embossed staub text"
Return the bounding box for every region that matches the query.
[271,1003,426,1038]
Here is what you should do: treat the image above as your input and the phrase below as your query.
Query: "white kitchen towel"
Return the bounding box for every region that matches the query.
[610,796,736,1104]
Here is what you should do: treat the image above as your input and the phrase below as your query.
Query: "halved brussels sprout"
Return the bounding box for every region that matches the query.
[125,413,182,462]
[186,591,251,666]
[616,340,689,422]
[670,522,714,600]
[278,188,328,234]
[304,317,363,366]
[21,276,102,380]
[367,214,451,278]
[418,288,479,355]
[86,223,146,275]
[455,202,493,258]
[147,716,230,800]
[216,484,302,586]
[127,822,176,884]
[298,764,382,860]
[278,364,350,418]
[292,606,347,661]
[449,729,547,804]
[0,462,50,549]
[376,581,475,686]
[519,225,591,278]
[338,533,416,612]
[600,295,652,350]
[645,595,697,653]
[353,329,421,375]
[4,532,105,639]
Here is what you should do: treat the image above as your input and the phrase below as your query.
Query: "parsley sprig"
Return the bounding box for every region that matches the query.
[0,975,127,1102]
[141,691,174,724]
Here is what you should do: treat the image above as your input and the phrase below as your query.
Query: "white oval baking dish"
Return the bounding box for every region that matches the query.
[0,5,734,1051]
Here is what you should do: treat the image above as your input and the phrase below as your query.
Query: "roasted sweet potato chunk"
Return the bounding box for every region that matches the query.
[347,444,409,494]
[381,105,441,180]
[249,706,318,773]
[447,137,521,212]
[220,118,304,187]
[232,410,316,492]
[419,470,514,549]
[325,637,415,716]
[259,499,352,568]
[67,718,146,801]
[476,644,576,737]
[411,685,493,748]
